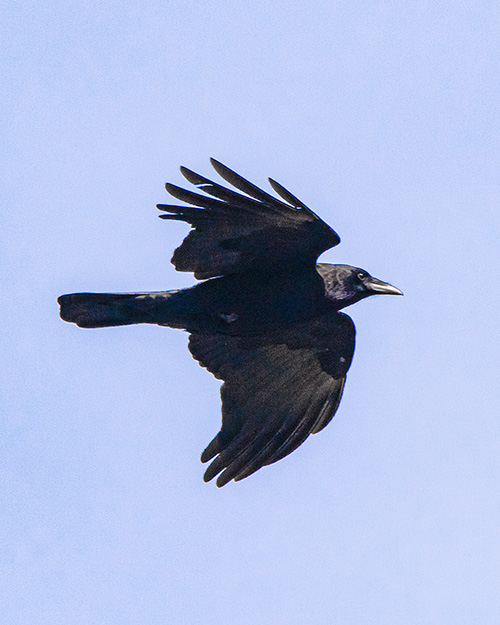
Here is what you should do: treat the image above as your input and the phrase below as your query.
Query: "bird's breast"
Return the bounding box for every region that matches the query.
[180,272,326,334]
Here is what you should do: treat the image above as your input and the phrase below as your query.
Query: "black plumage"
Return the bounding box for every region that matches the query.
[58,159,402,486]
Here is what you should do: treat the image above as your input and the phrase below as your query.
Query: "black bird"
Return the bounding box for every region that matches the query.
[58,159,402,486]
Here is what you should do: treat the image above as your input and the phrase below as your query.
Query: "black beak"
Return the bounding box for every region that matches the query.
[366,276,403,296]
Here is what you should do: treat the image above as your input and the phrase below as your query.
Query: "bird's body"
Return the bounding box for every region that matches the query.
[59,159,402,486]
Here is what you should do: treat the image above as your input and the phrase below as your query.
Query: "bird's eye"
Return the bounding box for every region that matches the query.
[357,271,366,281]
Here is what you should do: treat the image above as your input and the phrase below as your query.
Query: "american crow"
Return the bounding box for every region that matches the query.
[58,159,402,486]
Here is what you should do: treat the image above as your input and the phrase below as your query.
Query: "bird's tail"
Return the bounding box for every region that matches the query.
[58,290,182,328]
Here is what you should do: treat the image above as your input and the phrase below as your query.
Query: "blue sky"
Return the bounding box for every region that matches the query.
[2,1,500,623]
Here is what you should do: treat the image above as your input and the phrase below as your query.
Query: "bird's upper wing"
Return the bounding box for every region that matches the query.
[188,312,355,486]
[157,159,340,279]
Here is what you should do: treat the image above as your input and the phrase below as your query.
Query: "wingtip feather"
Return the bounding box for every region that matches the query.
[203,455,226,483]
[210,157,228,178]
[180,166,205,186]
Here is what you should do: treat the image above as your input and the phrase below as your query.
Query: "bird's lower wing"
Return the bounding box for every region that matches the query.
[188,313,355,486]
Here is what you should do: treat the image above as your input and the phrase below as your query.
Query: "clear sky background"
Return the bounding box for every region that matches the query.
[2,1,500,623]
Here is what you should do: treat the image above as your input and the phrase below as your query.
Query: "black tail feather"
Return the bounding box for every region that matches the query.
[58,291,175,328]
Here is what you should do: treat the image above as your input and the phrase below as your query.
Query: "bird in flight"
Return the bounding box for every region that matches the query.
[58,159,402,487]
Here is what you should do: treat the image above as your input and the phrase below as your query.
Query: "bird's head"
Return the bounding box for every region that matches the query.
[316,263,403,310]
